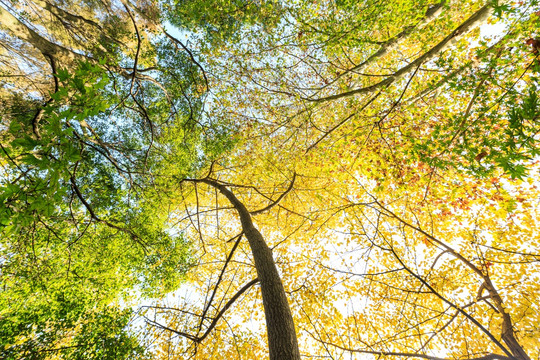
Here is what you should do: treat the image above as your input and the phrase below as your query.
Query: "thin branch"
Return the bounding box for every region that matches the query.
[197,233,244,335]
[251,172,297,215]
[319,339,510,360]
[198,278,259,342]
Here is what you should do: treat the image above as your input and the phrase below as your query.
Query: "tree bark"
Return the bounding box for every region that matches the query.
[198,178,301,360]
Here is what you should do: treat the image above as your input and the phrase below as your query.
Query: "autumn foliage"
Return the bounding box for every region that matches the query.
[1,1,539,360]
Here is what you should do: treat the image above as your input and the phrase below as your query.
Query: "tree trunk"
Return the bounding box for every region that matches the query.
[200,178,301,360]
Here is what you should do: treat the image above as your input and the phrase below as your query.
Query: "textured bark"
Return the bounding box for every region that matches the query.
[199,178,301,360]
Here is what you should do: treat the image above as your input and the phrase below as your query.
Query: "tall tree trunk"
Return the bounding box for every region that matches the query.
[199,178,301,360]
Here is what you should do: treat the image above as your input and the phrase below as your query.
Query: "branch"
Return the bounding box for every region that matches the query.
[0,5,86,64]
[183,177,255,230]
[197,233,244,335]
[69,174,147,249]
[145,278,259,343]
[308,4,493,103]
[306,89,384,153]
[321,340,510,360]
[374,199,530,360]
[121,1,141,93]
[31,54,58,140]
[392,249,513,358]
[251,172,297,215]
[333,1,446,88]
[143,317,199,342]
[198,278,259,342]
[163,30,209,91]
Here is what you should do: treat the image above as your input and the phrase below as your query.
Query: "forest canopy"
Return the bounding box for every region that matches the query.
[0,0,539,359]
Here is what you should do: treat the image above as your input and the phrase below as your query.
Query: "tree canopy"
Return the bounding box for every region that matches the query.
[1,0,539,359]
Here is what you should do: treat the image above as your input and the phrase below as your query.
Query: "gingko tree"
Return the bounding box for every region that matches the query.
[141,1,539,359]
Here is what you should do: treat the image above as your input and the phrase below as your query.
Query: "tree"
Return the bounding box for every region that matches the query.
[1,0,540,360]
[0,60,195,358]
[141,1,540,359]
[0,0,203,357]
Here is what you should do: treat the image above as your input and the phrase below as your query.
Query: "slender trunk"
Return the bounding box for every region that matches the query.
[380,203,531,360]
[484,279,531,360]
[312,3,493,103]
[200,178,301,360]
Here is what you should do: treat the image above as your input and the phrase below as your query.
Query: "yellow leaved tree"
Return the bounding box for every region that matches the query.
[140,2,540,360]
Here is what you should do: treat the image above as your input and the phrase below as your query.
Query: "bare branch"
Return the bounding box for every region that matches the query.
[251,172,297,215]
